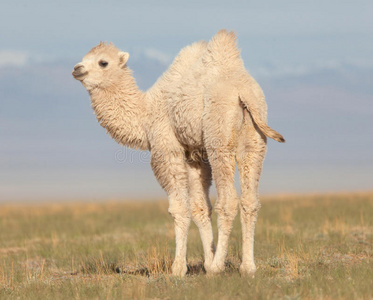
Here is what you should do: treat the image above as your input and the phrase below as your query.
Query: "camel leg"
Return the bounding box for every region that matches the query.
[151,150,190,277]
[203,83,242,274]
[187,160,215,271]
[236,116,267,276]
[207,147,238,273]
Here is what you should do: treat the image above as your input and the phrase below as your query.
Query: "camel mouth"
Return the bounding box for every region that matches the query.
[72,70,88,80]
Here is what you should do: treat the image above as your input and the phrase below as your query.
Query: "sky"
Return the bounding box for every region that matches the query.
[1,0,372,201]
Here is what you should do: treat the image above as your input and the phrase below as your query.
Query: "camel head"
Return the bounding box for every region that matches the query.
[72,42,129,91]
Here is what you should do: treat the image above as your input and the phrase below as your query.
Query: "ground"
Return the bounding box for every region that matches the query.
[0,192,372,299]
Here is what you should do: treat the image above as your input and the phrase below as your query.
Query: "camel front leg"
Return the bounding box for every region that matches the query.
[151,151,190,277]
[169,190,190,277]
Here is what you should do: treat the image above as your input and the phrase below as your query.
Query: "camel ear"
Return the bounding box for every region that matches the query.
[119,52,129,67]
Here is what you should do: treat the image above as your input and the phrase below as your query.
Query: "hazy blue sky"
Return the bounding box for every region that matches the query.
[1,0,372,65]
[1,1,372,201]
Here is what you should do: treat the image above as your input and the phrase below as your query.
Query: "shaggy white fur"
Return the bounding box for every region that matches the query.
[72,29,285,277]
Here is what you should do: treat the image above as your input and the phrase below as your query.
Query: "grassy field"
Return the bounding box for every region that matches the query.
[0,193,372,299]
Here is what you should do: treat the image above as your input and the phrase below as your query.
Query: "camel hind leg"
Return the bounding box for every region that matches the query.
[203,83,243,273]
[236,110,267,276]
[187,160,215,271]
[206,145,238,273]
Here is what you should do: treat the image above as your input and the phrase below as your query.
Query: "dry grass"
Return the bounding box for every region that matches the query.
[0,193,372,299]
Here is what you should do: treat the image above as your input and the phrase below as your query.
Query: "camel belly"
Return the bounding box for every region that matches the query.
[168,92,205,148]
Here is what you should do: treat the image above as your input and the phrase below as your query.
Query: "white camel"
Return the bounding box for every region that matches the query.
[72,29,285,277]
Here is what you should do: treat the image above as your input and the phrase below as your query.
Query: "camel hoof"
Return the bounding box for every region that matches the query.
[239,264,256,278]
[171,261,187,277]
[206,262,225,276]
[203,259,213,273]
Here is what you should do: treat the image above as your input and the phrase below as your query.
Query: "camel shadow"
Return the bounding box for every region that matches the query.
[114,261,238,277]
[113,262,205,276]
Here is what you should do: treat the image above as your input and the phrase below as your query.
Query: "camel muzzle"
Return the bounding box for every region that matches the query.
[72,64,88,80]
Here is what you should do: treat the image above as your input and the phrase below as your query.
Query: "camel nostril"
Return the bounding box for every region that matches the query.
[74,64,83,71]
[72,63,88,80]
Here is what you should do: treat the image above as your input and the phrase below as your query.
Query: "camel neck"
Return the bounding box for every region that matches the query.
[89,68,149,150]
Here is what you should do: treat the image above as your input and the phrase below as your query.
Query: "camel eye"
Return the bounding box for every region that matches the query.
[99,60,108,68]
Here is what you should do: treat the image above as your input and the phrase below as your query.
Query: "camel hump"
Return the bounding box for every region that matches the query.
[203,29,241,65]
[213,29,238,46]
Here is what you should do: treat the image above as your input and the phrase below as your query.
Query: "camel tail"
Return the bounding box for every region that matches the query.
[239,94,285,143]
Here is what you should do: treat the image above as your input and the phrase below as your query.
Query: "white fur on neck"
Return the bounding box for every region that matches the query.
[89,67,149,150]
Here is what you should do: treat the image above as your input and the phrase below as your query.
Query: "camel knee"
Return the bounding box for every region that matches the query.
[215,198,238,224]
[168,206,190,218]
[240,197,261,221]
[168,201,190,223]
[191,200,212,226]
